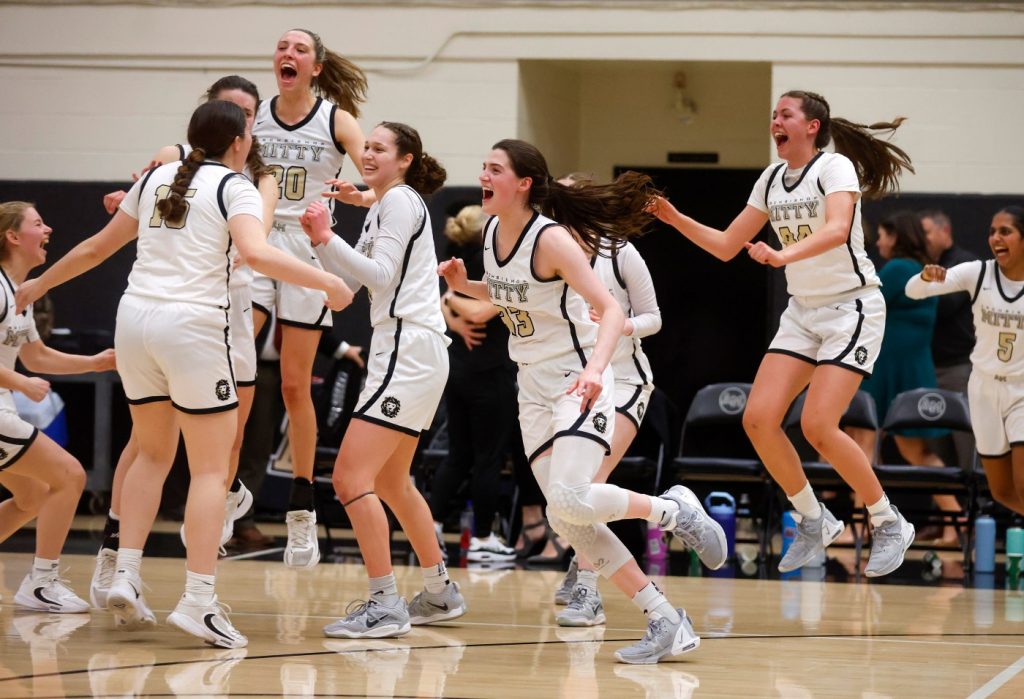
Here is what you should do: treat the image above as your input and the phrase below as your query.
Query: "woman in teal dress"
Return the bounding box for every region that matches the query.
[865,210,960,541]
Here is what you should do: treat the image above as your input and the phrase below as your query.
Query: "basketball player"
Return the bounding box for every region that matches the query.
[0,202,115,613]
[440,139,726,664]
[16,101,352,647]
[90,75,278,609]
[302,121,463,639]
[649,90,916,577]
[250,28,371,568]
[552,174,663,627]
[906,206,1024,516]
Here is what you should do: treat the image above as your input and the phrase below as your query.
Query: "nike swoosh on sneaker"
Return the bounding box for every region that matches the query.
[33,588,60,607]
[204,613,234,641]
[427,601,449,611]
[821,519,842,543]
[364,615,381,628]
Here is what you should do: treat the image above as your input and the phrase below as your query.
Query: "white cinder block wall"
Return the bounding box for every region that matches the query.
[1,1,1021,193]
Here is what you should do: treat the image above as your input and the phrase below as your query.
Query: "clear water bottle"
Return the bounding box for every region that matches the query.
[646,522,668,562]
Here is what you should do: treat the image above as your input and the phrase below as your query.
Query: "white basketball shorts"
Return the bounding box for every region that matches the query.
[517,356,615,464]
[969,371,1024,458]
[768,289,885,377]
[250,227,332,329]
[352,320,449,436]
[115,294,238,413]
[0,408,38,471]
[229,285,257,386]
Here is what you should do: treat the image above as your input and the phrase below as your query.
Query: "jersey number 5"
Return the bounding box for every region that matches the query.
[998,332,1016,362]
[149,184,196,229]
[498,306,535,338]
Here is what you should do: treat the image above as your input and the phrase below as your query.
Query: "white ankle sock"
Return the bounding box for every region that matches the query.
[632,581,681,624]
[648,496,680,529]
[422,562,449,594]
[788,483,822,520]
[370,572,399,600]
[184,570,216,605]
[32,557,59,579]
[867,494,897,527]
[115,548,143,578]
[576,569,599,591]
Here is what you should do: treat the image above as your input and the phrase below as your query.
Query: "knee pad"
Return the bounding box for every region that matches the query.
[548,513,597,550]
[546,480,597,526]
[549,515,633,578]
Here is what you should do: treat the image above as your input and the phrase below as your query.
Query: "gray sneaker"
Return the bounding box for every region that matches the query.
[556,584,606,627]
[407,582,467,625]
[614,610,700,665]
[554,557,579,606]
[865,506,915,578]
[660,485,727,570]
[778,503,845,573]
[323,596,411,639]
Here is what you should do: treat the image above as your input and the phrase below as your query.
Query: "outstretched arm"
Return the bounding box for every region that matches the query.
[650,197,767,261]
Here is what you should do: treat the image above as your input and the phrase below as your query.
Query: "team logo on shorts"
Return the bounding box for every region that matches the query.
[215,379,231,402]
[381,396,401,418]
[854,346,869,366]
[637,402,646,421]
[592,412,608,434]
[0,447,7,462]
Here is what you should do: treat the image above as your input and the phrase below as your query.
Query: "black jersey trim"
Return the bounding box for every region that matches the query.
[611,247,627,290]
[844,202,867,286]
[350,413,421,438]
[830,298,865,363]
[632,349,650,385]
[530,223,565,283]
[388,186,428,319]
[494,210,539,268]
[222,308,237,399]
[818,358,871,378]
[0,426,38,447]
[236,379,257,387]
[971,260,988,305]
[978,449,1012,459]
[560,285,588,368]
[764,163,785,210]
[356,319,402,416]
[328,104,346,155]
[0,428,38,471]
[0,266,12,325]
[269,96,323,132]
[781,151,825,194]
[136,165,160,209]
[251,300,272,317]
[618,384,643,415]
[126,395,172,406]
[816,178,825,196]
[278,311,329,330]
[615,406,641,431]
[995,261,1024,303]
[216,171,243,220]
[171,400,239,415]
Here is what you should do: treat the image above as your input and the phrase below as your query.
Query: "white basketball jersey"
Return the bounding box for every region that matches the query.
[356,185,446,334]
[483,212,597,366]
[178,144,256,289]
[908,259,1024,377]
[119,161,263,308]
[591,244,653,384]
[253,97,346,232]
[748,151,880,303]
[0,270,40,412]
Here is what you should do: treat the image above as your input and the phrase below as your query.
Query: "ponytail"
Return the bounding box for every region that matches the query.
[379,121,447,196]
[292,28,368,118]
[157,148,205,225]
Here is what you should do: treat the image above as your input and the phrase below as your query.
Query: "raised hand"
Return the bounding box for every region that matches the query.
[921,264,947,282]
[437,258,469,294]
[322,179,367,207]
[744,241,786,268]
[302,201,334,246]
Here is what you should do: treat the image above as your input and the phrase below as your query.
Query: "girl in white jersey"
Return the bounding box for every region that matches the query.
[302,121,464,639]
[551,173,663,627]
[906,206,1024,517]
[90,76,278,609]
[0,202,116,613]
[16,101,352,648]
[650,90,916,577]
[252,29,370,568]
[441,139,726,664]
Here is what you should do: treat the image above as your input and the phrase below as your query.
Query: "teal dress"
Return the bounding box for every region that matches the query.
[862,257,946,438]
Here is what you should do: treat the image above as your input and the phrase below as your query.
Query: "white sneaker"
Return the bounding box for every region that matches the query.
[14,572,90,614]
[11,611,91,645]
[88,649,156,698]
[90,548,118,609]
[167,595,248,648]
[179,484,251,551]
[284,510,321,569]
[107,572,157,630]
[165,647,247,697]
[466,533,516,562]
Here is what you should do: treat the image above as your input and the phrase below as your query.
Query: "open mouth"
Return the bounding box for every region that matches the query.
[773,132,788,147]
[481,188,494,202]
[280,65,298,80]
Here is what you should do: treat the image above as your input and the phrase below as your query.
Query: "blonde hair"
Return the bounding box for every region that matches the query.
[444,205,486,246]
[0,201,34,259]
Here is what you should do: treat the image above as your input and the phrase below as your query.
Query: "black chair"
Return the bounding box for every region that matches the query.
[782,389,881,558]
[673,382,772,562]
[877,388,978,570]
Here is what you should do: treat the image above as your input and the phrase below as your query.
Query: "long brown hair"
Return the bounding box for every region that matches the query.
[0,201,33,260]
[205,75,270,183]
[879,210,931,266]
[783,90,913,200]
[493,139,659,255]
[292,28,368,118]
[379,121,447,196]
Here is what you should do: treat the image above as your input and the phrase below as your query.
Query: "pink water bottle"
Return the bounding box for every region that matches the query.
[646,522,668,561]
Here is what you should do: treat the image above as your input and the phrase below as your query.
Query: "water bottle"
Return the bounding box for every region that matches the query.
[922,550,943,582]
[781,510,798,559]
[459,502,474,552]
[1006,527,1024,584]
[974,515,996,573]
[704,492,736,560]
[974,571,995,627]
[646,522,668,562]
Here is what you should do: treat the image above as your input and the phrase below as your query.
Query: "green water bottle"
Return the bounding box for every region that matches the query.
[1007,527,1024,591]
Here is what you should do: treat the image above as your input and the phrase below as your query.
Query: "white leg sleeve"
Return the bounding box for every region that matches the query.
[548,514,633,578]
[546,437,630,525]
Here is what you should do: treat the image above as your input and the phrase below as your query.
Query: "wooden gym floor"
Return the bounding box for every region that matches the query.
[2,546,1024,698]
